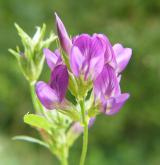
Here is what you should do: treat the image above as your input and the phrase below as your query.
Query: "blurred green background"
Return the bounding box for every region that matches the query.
[0,0,160,164]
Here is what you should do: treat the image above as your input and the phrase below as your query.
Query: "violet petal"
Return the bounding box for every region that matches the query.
[55,13,72,54]
[97,34,117,68]
[73,34,105,80]
[50,64,69,102]
[113,43,132,73]
[35,81,59,110]
[94,64,117,100]
[104,93,130,115]
[43,48,61,70]
[70,46,84,77]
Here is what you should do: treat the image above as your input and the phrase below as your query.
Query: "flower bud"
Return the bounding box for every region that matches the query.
[9,23,57,83]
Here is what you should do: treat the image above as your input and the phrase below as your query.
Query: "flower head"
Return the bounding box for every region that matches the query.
[36,13,132,116]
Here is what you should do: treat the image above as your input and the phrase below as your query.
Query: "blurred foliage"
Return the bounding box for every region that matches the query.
[0,0,160,164]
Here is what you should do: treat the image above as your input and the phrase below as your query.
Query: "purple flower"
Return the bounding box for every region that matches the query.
[94,64,130,115]
[93,39,132,115]
[36,64,69,110]
[55,13,132,115]
[37,13,132,116]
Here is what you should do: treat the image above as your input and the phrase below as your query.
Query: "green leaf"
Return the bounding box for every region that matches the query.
[24,114,53,133]
[12,135,49,148]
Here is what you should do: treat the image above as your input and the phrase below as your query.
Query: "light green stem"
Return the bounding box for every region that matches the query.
[60,150,68,165]
[79,100,88,165]
[61,159,68,165]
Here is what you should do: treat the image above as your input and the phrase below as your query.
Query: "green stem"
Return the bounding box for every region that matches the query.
[30,81,40,113]
[60,150,68,165]
[79,100,88,165]
[61,159,68,165]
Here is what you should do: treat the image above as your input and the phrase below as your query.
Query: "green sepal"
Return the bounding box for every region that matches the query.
[68,72,79,98]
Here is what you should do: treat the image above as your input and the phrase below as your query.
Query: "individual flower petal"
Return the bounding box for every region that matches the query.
[50,64,69,102]
[113,43,132,73]
[110,75,122,97]
[103,93,130,115]
[43,48,62,70]
[89,54,104,80]
[86,35,105,79]
[55,13,72,54]
[94,64,117,100]
[70,46,84,77]
[97,34,117,68]
[73,34,91,57]
[73,34,105,80]
[35,81,59,110]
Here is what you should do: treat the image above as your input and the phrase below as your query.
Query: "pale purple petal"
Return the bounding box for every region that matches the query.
[35,81,59,110]
[55,13,72,54]
[87,35,105,79]
[94,64,117,100]
[70,46,84,77]
[97,34,117,68]
[73,34,105,80]
[104,93,130,115]
[73,34,91,57]
[71,117,96,134]
[111,75,121,97]
[88,117,96,127]
[89,55,104,80]
[90,34,105,58]
[43,48,62,70]
[113,43,132,73]
[50,65,69,102]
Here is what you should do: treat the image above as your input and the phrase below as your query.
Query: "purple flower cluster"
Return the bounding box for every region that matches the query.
[36,13,132,115]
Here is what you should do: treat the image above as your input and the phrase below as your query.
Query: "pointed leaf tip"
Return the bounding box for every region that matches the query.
[12,135,49,148]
